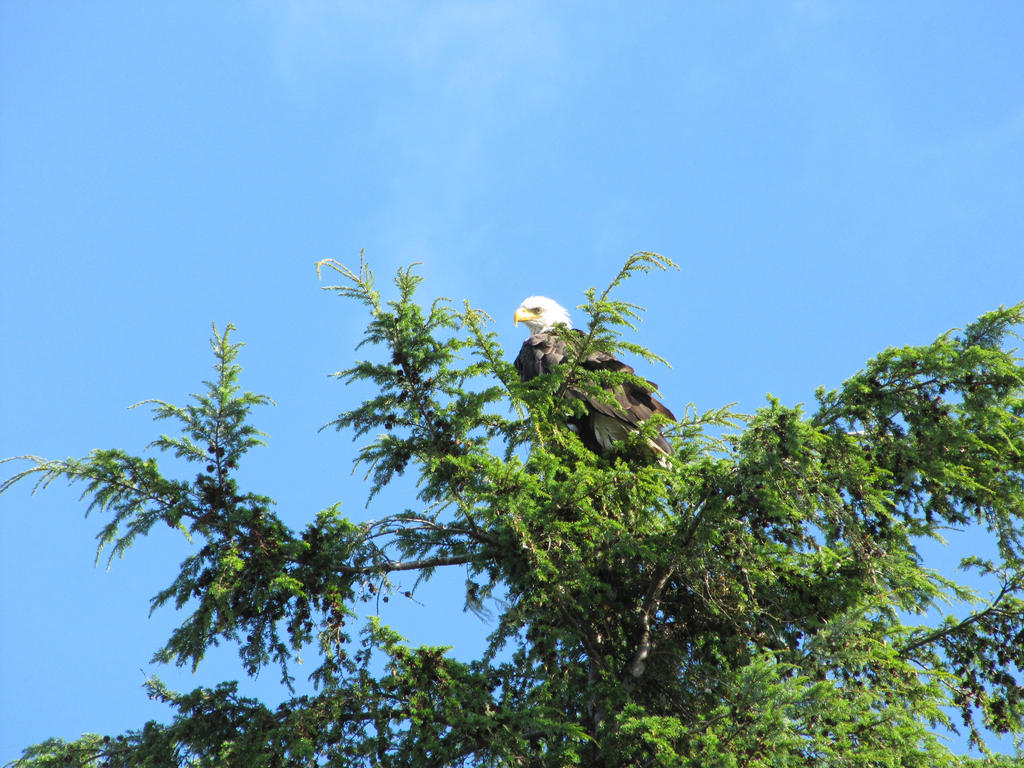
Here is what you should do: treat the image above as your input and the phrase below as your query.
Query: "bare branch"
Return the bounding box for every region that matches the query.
[624,566,676,682]
[338,552,480,576]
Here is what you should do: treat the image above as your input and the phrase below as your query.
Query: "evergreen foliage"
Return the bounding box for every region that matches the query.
[3,254,1024,766]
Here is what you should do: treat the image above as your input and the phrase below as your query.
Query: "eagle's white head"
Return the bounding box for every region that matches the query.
[514,296,571,335]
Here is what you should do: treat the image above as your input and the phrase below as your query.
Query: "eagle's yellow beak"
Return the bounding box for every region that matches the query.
[513,307,535,326]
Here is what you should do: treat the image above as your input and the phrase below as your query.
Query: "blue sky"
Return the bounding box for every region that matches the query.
[2,1,1023,759]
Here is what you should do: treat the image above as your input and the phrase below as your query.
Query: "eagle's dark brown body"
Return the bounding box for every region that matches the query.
[514,330,675,457]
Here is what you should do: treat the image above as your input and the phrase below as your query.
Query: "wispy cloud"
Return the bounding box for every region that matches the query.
[254,0,564,297]
[264,0,561,104]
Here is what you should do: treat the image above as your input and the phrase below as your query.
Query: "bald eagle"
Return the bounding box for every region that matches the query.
[513,296,676,459]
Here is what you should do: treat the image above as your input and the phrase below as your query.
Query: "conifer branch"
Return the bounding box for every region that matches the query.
[555,251,676,401]
[900,575,1023,655]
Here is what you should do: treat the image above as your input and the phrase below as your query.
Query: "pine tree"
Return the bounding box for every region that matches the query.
[3,254,1024,767]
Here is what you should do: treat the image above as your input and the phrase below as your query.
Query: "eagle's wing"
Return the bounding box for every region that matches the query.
[577,351,675,423]
[569,351,675,455]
